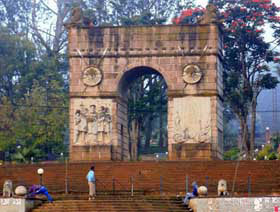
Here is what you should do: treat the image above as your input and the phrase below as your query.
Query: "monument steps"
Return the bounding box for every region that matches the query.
[32,196,189,212]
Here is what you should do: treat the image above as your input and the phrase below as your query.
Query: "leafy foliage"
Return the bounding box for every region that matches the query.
[0,28,36,102]
[271,133,280,151]
[256,144,273,160]
[173,0,280,159]
[127,71,168,154]
[79,0,195,26]
[223,147,240,160]
[211,0,280,158]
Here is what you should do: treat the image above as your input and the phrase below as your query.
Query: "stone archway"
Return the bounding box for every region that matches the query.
[117,66,168,160]
[66,5,224,161]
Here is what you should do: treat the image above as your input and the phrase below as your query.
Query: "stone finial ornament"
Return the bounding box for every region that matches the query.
[15,186,27,196]
[3,179,13,197]
[70,7,97,27]
[198,186,208,197]
[217,179,229,196]
[198,4,218,24]
[70,7,83,24]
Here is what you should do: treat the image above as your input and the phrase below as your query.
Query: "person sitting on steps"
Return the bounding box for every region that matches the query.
[183,181,198,206]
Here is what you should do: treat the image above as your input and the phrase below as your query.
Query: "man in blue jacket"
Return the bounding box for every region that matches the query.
[86,166,96,200]
[28,184,53,203]
[183,181,198,205]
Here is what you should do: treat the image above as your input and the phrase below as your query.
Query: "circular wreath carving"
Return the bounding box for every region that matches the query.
[182,64,203,84]
[82,66,102,86]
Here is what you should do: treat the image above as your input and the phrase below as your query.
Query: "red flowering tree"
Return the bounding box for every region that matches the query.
[174,0,280,159]
[172,7,205,24]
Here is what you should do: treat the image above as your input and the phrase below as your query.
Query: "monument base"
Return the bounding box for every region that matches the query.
[169,143,222,160]
[70,145,112,161]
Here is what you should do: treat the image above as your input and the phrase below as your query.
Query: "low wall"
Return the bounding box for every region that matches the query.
[0,161,279,196]
[189,197,280,212]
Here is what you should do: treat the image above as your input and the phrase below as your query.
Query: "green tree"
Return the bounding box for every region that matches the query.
[0,80,68,162]
[173,1,280,159]
[0,0,69,162]
[0,0,32,33]
[78,0,195,26]
[211,0,280,159]
[0,28,36,103]
[224,147,240,160]
[127,72,167,153]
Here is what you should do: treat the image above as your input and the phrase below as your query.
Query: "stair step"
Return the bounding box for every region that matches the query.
[32,197,189,212]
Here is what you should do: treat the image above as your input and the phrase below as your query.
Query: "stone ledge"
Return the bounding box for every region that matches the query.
[0,198,42,212]
[189,197,280,212]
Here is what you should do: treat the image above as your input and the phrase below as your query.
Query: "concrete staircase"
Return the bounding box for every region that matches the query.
[32,195,189,212]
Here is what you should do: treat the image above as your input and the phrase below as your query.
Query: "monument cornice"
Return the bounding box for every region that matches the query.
[70,91,118,98]
[68,49,221,59]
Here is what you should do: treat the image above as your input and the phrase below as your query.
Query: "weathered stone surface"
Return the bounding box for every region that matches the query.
[0,198,42,212]
[172,96,211,144]
[189,197,280,212]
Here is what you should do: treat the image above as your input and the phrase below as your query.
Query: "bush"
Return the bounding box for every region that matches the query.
[268,152,277,160]
[256,144,275,160]
[223,147,240,160]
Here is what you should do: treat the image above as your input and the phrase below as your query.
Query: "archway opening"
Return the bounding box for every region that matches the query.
[119,66,168,160]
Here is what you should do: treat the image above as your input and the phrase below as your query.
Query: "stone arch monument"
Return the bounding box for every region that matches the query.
[66,5,223,161]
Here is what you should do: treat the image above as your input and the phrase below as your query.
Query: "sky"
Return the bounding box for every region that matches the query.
[197,0,208,7]
[46,0,278,42]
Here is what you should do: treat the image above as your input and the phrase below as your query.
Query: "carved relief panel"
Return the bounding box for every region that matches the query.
[172,97,211,144]
[72,98,113,145]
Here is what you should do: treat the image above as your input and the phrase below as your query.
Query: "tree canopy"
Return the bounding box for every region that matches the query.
[173,0,280,159]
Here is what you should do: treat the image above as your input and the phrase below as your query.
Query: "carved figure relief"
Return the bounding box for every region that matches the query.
[82,66,103,86]
[97,106,112,144]
[173,112,190,142]
[87,105,98,139]
[73,100,112,145]
[173,97,211,144]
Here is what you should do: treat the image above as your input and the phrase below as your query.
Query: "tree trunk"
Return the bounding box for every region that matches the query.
[144,116,153,150]
[159,104,163,148]
[137,118,142,157]
[239,115,250,158]
[249,98,257,160]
